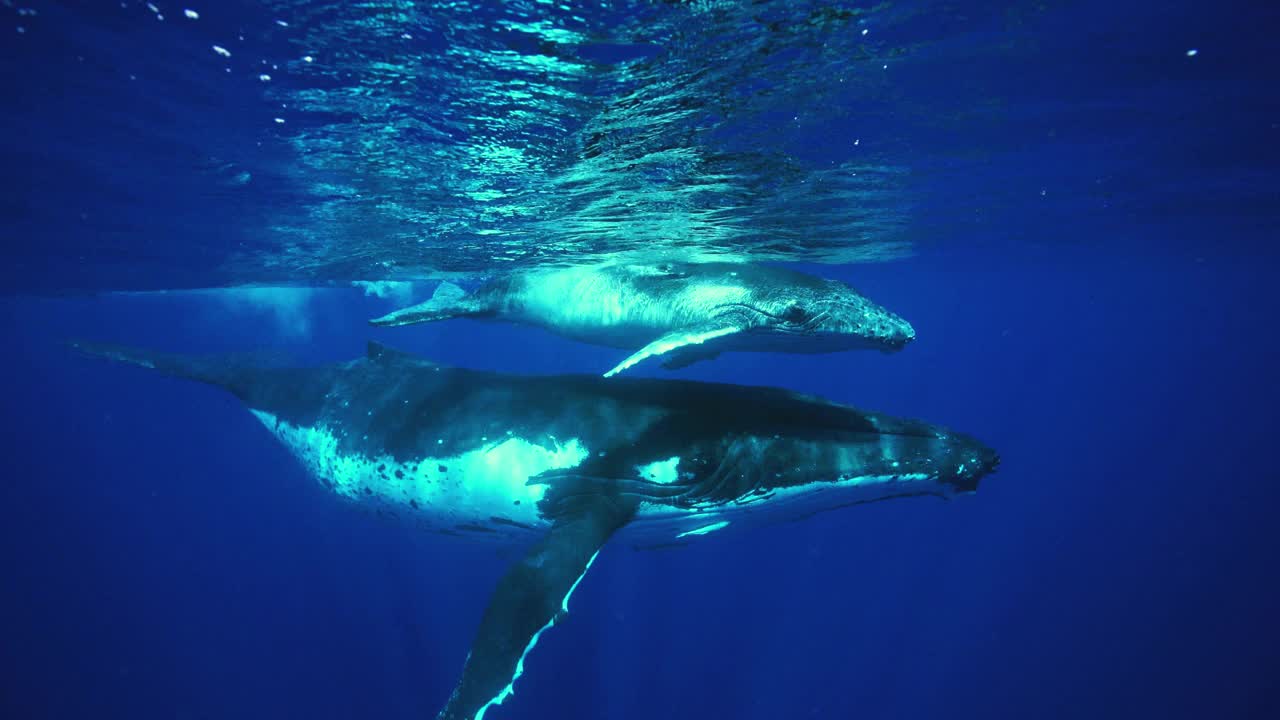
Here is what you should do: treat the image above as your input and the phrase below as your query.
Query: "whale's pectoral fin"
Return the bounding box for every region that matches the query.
[660,349,721,370]
[370,281,490,327]
[603,325,740,377]
[437,494,635,720]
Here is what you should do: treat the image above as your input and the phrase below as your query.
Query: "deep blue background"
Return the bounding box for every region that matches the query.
[3,244,1277,718]
[3,0,1280,718]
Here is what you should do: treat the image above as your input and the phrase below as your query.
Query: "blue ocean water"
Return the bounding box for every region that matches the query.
[2,1,1277,719]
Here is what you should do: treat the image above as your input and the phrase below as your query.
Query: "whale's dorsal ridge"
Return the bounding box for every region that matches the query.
[365,340,442,368]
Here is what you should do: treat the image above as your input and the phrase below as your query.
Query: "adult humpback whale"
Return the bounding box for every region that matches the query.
[74,341,998,720]
[370,262,916,376]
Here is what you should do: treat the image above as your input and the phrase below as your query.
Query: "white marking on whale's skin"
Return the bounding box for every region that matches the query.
[631,471,939,539]
[509,267,751,335]
[474,550,600,720]
[249,410,589,530]
[676,520,730,538]
[250,410,950,546]
[635,456,681,484]
[758,472,933,505]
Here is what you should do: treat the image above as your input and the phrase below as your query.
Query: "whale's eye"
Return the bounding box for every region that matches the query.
[782,305,808,322]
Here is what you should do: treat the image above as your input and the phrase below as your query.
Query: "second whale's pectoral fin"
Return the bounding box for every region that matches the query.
[437,494,635,720]
[603,325,740,377]
[370,281,489,327]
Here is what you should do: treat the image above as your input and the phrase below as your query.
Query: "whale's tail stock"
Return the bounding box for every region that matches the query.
[369,281,489,327]
[67,340,276,395]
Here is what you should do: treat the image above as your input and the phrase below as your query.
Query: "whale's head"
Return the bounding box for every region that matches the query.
[588,386,998,538]
[745,274,916,353]
[677,410,1000,516]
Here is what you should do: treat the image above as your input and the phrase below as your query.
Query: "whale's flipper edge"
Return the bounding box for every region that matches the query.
[370,281,489,327]
[603,324,740,377]
[438,494,635,720]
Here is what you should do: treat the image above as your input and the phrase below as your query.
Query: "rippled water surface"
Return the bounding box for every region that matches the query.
[5,0,1273,291]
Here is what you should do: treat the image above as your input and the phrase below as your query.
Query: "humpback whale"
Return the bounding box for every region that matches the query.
[73,340,997,720]
[370,262,916,376]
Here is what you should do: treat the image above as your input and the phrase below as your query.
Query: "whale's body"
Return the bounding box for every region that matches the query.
[76,341,998,720]
[372,262,916,376]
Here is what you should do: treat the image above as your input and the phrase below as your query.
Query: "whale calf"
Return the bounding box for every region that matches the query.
[74,340,997,720]
[370,262,916,376]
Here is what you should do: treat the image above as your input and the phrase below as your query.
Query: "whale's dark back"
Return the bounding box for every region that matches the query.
[74,340,978,483]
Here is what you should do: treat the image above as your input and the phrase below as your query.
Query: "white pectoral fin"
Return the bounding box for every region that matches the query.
[603,325,740,377]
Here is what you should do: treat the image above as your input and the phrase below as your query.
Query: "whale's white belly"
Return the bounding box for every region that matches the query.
[251,409,922,546]
[250,410,589,533]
